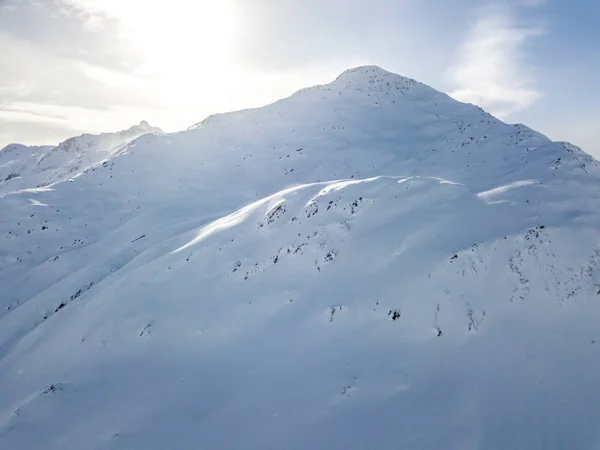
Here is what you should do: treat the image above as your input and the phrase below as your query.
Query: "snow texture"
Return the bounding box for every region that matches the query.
[1,66,600,449]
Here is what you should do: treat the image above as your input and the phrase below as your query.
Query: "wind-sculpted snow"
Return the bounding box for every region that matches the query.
[1,66,600,449]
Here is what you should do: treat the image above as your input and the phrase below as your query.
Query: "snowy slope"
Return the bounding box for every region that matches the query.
[0,121,162,195]
[0,144,55,183]
[1,66,600,449]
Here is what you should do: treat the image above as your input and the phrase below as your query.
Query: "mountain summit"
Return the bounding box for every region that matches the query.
[0,68,599,449]
[334,64,420,86]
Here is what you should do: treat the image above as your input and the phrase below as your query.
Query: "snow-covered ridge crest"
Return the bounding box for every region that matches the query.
[0,121,162,195]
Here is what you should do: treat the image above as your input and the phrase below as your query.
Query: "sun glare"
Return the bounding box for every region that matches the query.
[139,1,238,104]
[131,1,236,64]
[81,0,238,104]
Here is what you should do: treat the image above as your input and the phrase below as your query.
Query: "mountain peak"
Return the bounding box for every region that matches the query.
[131,120,162,133]
[336,65,392,78]
[335,65,417,85]
[328,65,421,98]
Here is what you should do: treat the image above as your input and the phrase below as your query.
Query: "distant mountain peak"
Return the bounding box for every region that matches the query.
[128,120,162,134]
[0,121,164,194]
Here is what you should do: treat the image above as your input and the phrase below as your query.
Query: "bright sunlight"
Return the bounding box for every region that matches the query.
[67,0,238,105]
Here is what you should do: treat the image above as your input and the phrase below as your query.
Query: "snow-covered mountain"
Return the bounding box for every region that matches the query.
[1,66,600,449]
[0,120,163,195]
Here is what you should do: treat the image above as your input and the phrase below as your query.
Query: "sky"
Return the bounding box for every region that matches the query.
[0,0,599,157]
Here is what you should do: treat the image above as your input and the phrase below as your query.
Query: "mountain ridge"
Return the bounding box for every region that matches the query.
[0,121,162,196]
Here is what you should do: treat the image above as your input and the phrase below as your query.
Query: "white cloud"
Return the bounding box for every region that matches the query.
[73,61,146,89]
[0,81,35,97]
[0,107,67,126]
[449,7,543,117]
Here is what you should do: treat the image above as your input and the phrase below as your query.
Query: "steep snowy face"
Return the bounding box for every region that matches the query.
[1,67,600,450]
[0,144,54,183]
[0,121,162,195]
